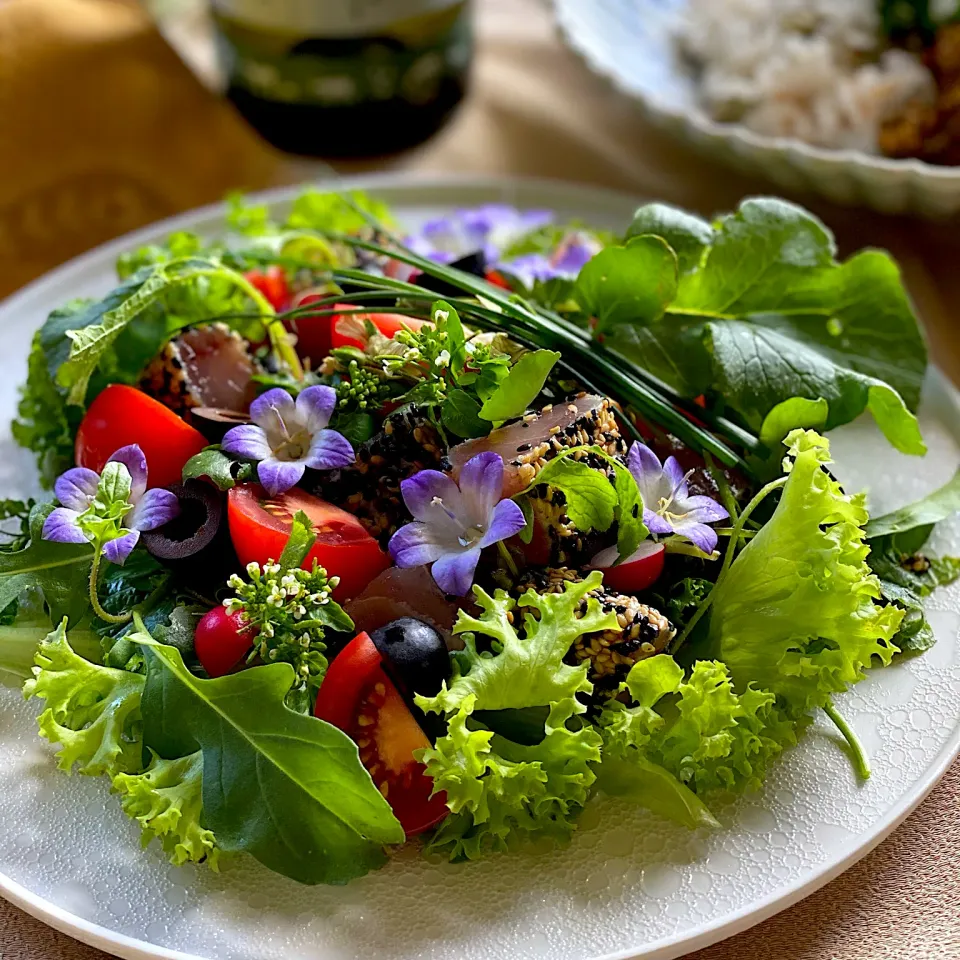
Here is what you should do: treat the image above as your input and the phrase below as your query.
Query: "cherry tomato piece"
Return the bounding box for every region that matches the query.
[287,289,334,362]
[331,307,425,350]
[76,385,208,489]
[194,606,257,678]
[227,484,390,601]
[315,632,448,836]
[244,265,290,312]
[484,269,512,290]
[592,541,666,594]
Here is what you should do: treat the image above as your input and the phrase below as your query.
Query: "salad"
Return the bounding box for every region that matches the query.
[3,189,958,886]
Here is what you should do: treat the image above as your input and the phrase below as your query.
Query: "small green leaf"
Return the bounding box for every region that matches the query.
[278,510,317,572]
[333,411,375,447]
[759,397,830,452]
[98,461,132,505]
[608,455,647,560]
[442,389,490,439]
[433,301,467,377]
[866,468,960,539]
[576,235,679,332]
[182,448,254,491]
[479,349,561,422]
[626,204,713,274]
[527,457,618,533]
[516,496,535,545]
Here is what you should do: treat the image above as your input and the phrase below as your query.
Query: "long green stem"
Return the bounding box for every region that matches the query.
[824,699,871,780]
[497,539,519,578]
[671,475,788,652]
[89,546,131,625]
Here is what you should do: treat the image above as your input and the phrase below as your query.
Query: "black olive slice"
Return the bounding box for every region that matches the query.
[189,407,251,444]
[141,481,224,560]
[416,251,487,297]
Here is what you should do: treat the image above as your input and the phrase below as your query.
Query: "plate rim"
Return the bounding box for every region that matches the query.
[0,171,957,960]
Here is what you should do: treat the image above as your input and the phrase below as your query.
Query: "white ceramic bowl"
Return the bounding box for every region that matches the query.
[553,0,960,218]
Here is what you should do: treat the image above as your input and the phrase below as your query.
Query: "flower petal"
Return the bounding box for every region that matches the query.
[499,253,555,287]
[102,530,140,565]
[678,494,730,524]
[42,507,89,545]
[296,385,337,433]
[628,442,668,505]
[250,388,295,431]
[127,488,180,532]
[400,470,465,526]
[54,467,100,512]
[477,498,526,549]
[663,456,688,499]
[258,457,305,497]
[643,509,674,536]
[551,235,599,276]
[458,452,504,529]
[107,444,148,502]
[671,519,718,555]
[222,424,272,461]
[305,429,355,471]
[431,546,482,597]
[389,521,453,568]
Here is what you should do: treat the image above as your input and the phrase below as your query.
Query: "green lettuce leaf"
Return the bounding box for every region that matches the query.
[181,447,255,491]
[598,198,927,455]
[113,751,220,868]
[478,349,561,422]
[286,189,394,234]
[131,623,404,885]
[419,572,618,716]
[707,429,904,712]
[24,620,144,777]
[421,695,601,861]
[417,573,618,859]
[0,504,93,626]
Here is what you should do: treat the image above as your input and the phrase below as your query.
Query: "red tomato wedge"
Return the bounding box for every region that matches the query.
[591,541,666,594]
[331,307,425,350]
[315,632,448,836]
[75,385,208,489]
[244,266,290,312]
[227,484,390,601]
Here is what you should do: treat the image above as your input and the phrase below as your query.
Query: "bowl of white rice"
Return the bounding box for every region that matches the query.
[552,0,960,217]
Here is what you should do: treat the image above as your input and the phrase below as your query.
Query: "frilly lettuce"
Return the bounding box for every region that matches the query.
[706,429,903,712]
[113,751,220,868]
[417,572,616,859]
[24,619,143,777]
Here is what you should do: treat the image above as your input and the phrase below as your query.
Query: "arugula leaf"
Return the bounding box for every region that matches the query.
[707,430,903,712]
[132,625,403,884]
[332,411,375,447]
[113,750,220,868]
[182,448,255,491]
[577,235,678,332]
[478,349,561,422]
[865,468,960,539]
[441,389,490,439]
[603,198,927,455]
[24,620,144,777]
[0,504,92,626]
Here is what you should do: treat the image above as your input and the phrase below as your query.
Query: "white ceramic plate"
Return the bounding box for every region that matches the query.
[552,0,960,218]
[0,174,958,960]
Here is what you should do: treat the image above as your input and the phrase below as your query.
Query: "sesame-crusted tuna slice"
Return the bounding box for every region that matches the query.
[449,393,626,498]
[513,567,676,696]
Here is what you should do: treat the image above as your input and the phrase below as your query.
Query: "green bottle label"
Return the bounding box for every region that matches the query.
[213,1,471,108]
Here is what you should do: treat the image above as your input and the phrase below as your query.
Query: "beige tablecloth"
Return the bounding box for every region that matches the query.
[0,0,958,957]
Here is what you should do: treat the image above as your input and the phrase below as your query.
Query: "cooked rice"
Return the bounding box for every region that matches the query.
[676,0,937,151]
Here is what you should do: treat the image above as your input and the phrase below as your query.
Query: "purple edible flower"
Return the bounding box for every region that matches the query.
[388,452,526,596]
[404,205,554,268]
[221,386,354,497]
[500,232,602,286]
[42,444,180,565]
[627,441,729,555]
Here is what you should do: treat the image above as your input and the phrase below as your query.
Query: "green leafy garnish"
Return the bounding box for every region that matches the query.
[706,430,903,713]
[601,198,927,455]
[477,349,561,422]
[132,622,403,884]
[181,447,254,491]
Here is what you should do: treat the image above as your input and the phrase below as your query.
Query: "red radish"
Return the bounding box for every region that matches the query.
[194,606,257,678]
[590,541,666,594]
